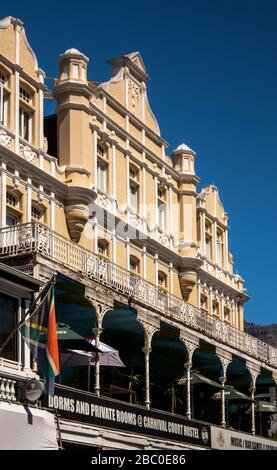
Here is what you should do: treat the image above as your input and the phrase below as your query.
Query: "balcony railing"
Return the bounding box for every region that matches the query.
[0,222,276,368]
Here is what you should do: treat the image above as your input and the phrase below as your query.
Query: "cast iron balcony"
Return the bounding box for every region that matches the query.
[0,222,276,368]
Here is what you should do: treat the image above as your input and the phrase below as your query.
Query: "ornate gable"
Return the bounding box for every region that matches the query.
[100,51,161,136]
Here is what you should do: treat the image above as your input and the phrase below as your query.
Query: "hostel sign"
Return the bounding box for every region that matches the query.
[46,385,210,447]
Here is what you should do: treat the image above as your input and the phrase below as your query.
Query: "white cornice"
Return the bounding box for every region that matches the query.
[56,102,91,115]
[0,146,67,200]
[198,269,249,301]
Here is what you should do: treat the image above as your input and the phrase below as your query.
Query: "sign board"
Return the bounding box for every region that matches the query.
[45,385,211,447]
[211,426,277,450]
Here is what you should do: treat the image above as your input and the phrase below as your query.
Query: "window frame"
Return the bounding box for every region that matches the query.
[97,160,108,192]
[0,70,9,127]
[19,106,32,142]
[97,239,109,257]
[158,270,167,289]
[31,204,45,223]
[130,255,140,274]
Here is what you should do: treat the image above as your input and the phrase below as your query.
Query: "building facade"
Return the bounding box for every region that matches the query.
[0,16,277,449]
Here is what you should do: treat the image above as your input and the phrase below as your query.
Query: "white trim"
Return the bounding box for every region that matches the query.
[15,24,20,66]
[142,166,146,230]
[93,129,98,187]
[225,229,229,271]
[220,293,225,322]
[154,176,158,238]
[213,221,217,264]
[112,143,116,206]
[50,192,55,231]
[1,161,7,227]
[169,186,173,240]
[94,217,98,253]
[39,89,44,148]
[141,85,145,121]
[154,253,158,286]
[126,238,130,270]
[169,262,173,295]
[26,177,32,222]
[14,71,19,153]
[124,71,129,109]
[209,287,213,316]
[102,96,107,132]
[125,115,129,134]
[112,229,116,263]
[0,86,3,124]
[126,152,130,223]
[142,245,147,279]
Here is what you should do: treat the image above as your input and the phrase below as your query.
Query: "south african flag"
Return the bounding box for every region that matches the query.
[20,285,60,395]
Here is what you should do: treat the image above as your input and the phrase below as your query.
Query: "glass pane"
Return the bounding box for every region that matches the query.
[205,237,211,259]
[158,203,166,231]
[6,215,17,226]
[130,184,138,211]
[217,242,223,265]
[97,163,106,191]
[23,111,29,141]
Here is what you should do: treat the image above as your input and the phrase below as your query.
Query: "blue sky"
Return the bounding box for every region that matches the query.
[2,1,277,324]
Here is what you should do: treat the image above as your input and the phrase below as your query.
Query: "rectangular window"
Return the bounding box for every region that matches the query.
[129,183,138,212]
[6,214,18,226]
[158,201,166,231]
[97,144,106,158]
[19,87,31,104]
[97,162,107,192]
[19,107,31,142]
[0,292,17,361]
[0,72,6,85]
[129,167,137,179]
[72,64,79,79]
[6,192,18,208]
[31,205,44,222]
[130,257,139,273]
[0,86,8,126]
[158,272,167,288]
[205,236,211,260]
[98,240,108,256]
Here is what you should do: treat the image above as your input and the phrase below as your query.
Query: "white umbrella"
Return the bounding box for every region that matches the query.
[61,337,125,391]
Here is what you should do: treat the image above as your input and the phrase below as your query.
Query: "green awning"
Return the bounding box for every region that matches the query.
[212,386,254,403]
[256,401,277,413]
[178,371,224,389]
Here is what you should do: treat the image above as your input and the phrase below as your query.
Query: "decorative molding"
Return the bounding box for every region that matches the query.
[97,193,113,211]
[20,144,37,162]
[0,129,11,148]
[128,79,141,113]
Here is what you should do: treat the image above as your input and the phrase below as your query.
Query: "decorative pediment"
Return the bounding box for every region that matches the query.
[198,185,228,225]
[101,51,161,136]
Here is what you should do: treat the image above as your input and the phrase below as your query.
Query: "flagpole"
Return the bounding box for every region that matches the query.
[0,272,57,356]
